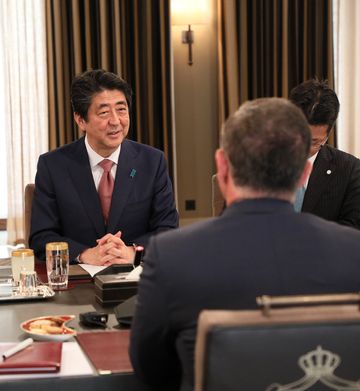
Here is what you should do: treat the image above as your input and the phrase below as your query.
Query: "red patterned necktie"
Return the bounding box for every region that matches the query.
[98,159,114,224]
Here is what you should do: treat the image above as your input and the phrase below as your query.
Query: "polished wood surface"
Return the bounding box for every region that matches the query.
[0,265,164,391]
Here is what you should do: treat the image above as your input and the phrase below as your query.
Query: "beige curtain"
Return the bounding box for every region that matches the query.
[218,0,335,145]
[0,0,48,244]
[45,0,174,175]
[335,0,360,158]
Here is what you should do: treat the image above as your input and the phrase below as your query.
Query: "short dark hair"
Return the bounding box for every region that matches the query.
[71,69,133,121]
[289,79,339,133]
[221,98,311,193]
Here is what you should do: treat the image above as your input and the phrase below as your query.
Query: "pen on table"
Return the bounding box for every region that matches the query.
[2,338,34,360]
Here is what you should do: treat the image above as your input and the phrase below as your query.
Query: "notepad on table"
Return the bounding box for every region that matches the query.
[76,330,132,374]
[0,341,62,374]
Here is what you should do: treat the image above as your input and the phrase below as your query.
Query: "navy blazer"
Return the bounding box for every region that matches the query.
[302,145,360,229]
[130,199,360,390]
[29,137,178,261]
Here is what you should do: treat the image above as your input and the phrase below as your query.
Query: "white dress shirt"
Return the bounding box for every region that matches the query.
[84,135,121,190]
[305,152,318,189]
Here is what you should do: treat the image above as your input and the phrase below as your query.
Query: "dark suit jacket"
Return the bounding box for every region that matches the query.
[130,199,360,391]
[29,137,178,261]
[302,145,360,229]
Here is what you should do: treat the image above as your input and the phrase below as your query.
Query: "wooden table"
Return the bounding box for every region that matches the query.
[0,262,165,391]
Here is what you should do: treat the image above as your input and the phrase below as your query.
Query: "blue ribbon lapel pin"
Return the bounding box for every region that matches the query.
[130,169,137,178]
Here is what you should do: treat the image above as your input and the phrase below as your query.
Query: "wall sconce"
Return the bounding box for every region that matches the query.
[171,0,210,66]
[181,25,195,66]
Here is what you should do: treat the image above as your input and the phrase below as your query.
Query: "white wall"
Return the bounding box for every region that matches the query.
[171,0,218,220]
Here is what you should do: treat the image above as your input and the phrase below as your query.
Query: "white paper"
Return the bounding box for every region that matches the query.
[78,264,107,277]
[0,341,94,380]
[125,265,143,281]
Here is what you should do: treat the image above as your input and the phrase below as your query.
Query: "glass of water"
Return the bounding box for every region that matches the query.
[46,242,69,290]
[19,269,37,296]
[11,249,34,284]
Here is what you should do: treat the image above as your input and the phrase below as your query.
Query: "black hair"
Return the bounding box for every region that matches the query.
[71,69,133,121]
[289,79,339,133]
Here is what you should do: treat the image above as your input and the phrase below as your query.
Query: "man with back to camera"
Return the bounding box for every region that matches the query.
[29,69,178,265]
[289,79,360,228]
[130,98,360,391]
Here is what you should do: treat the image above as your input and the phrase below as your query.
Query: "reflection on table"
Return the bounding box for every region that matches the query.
[0,261,168,391]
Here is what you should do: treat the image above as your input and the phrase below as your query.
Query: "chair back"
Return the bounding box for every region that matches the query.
[24,183,35,247]
[195,293,360,391]
[211,174,225,217]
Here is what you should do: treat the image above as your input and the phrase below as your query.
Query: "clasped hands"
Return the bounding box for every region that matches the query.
[79,231,135,265]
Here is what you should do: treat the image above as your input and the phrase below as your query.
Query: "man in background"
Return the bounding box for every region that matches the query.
[289,79,360,228]
[30,69,178,264]
[130,98,360,391]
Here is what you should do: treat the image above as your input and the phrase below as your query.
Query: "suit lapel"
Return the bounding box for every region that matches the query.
[107,140,139,232]
[302,145,335,212]
[67,138,105,237]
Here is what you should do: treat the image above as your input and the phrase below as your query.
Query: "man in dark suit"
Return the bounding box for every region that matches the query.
[289,79,360,229]
[130,98,360,391]
[29,69,178,264]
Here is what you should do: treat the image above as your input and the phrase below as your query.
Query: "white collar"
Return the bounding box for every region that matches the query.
[304,151,319,188]
[308,151,319,165]
[84,135,121,168]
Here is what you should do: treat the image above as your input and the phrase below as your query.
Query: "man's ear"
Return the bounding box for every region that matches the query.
[215,148,230,185]
[74,113,86,131]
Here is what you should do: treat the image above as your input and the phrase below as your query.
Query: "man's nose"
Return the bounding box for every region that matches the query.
[109,109,120,125]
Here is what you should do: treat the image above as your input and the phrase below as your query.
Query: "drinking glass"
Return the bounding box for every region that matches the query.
[19,269,37,295]
[46,242,69,290]
[11,249,34,283]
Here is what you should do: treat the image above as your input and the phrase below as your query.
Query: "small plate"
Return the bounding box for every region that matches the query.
[20,315,77,341]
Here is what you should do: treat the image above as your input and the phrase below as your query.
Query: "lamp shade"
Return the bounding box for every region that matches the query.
[171,0,210,25]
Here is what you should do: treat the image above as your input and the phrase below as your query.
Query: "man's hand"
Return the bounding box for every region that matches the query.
[97,231,135,265]
[79,231,135,265]
[78,245,104,265]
